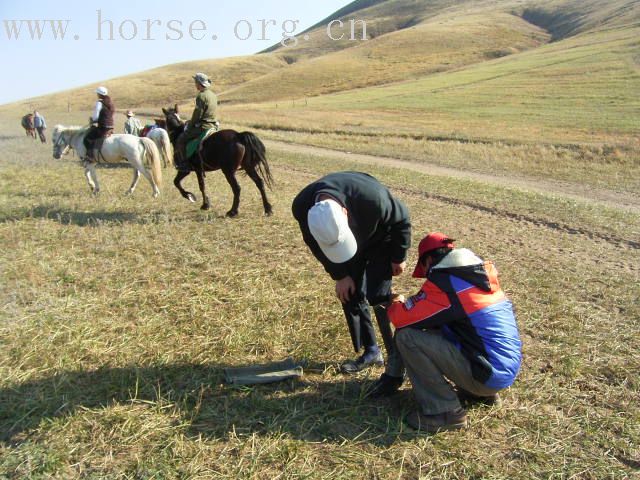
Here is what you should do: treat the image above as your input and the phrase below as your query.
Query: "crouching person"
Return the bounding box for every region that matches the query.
[387,232,522,433]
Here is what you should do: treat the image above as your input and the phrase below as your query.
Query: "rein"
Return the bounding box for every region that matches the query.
[54,128,85,157]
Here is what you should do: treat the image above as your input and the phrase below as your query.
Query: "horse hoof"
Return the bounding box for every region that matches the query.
[201,204,210,211]
[265,209,273,217]
[186,193,197,203]
[226,210,238,218]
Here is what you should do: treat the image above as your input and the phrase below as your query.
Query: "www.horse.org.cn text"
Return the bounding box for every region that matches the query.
[1,11,368,47]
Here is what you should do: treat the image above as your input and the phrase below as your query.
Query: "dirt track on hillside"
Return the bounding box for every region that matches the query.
[266,140,640,213]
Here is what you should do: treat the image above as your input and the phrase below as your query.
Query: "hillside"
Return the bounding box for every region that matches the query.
[519,0,640,40]
[2,0,639,140]
[3,54,288,114]
[222,10,549,103]
[306,23,640,136]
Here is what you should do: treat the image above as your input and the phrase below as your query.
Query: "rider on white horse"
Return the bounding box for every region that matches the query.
[84,86,115,162]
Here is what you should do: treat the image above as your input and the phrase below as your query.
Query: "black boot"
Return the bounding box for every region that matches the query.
[365,373,404,398]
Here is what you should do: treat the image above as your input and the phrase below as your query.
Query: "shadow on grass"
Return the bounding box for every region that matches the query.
[0,364,411,447]
[1,204,254,225]
[0,206,138,226]
[0,135,25,142]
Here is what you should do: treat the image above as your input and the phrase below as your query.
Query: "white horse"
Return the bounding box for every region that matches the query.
[144,127,173,168]
[52,125,163,198]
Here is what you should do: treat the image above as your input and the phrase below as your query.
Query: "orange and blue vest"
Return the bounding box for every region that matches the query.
[388,249,521,389]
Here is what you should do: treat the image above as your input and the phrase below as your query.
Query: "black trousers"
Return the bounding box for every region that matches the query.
[342,245,393,353]
[36,127,46,143]
[83,126,112,158]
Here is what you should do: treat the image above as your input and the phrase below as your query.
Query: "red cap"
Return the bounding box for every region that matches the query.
[412,232,455,278]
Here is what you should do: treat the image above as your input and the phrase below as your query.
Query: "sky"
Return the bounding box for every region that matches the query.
[0,0,352,105]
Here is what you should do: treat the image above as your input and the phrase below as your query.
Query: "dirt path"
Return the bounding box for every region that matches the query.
[266,140,640,213]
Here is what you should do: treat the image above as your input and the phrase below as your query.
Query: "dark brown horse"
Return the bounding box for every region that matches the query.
[21,114,36,139]
[162,105,273,217]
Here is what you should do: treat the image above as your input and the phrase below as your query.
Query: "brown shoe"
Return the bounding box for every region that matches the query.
[406,408,467,433]
[456,388,501,406]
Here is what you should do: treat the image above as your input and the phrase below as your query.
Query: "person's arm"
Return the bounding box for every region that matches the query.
[91,101,102,122]
[190,94,204,127]
[387,284,448,329]
[386,200,411,266]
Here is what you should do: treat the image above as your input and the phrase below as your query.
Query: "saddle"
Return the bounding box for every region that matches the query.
[186,124,219,159]
[85,128,113,163]
[173,126,219,173]
[140,125,158,137]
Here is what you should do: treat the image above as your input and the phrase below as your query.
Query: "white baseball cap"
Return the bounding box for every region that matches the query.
[96,86,108,96]
[308,199,357,264]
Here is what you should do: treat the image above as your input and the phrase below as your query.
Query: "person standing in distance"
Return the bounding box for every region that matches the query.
[124,110,142,136]
[33,110,47,143]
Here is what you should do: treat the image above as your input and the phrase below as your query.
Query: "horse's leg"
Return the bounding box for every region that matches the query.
[84,163,100,195]
[221,143,246,218]
[195,168,210,211]
[174,171,196,203]
[138,167,160,198]
[127,169,140,195]
[223,168,241,217]
[245,165,273,216]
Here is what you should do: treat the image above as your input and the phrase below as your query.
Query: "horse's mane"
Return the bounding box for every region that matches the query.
[53,125,89,139]
[54,125,87,133]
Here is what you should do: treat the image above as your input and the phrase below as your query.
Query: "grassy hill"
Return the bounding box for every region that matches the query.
[3,54,289,114]
[519,0,640,39]
[222,11,549,103]
[301,24,640,137]
[2,0,638,193]
[4,0,639,115]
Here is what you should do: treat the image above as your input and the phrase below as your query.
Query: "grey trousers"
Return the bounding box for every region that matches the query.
[395,328,500,414]
[373,306,404,378]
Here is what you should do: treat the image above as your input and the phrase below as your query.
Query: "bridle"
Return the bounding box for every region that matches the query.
[165,111,186,142]
[53,132,71,158]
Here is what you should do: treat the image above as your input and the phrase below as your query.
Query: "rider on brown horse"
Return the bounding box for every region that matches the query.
[84,86,115,161]
[174,73,218,168]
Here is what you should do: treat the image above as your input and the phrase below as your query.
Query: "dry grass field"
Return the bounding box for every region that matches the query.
[2,0,640,477]
[1,110,639,478]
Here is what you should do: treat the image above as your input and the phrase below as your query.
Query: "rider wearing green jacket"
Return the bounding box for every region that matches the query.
[175,73,218,166]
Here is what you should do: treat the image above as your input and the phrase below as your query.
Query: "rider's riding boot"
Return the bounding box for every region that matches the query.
[84,147,95,163]
[174,141,187,166]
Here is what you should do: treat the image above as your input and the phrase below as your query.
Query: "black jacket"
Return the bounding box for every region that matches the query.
[292,172,411,280]
[98,96,115,129]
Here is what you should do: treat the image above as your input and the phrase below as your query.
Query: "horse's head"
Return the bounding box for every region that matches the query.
[52,125,71,159]
[162,104,184,134]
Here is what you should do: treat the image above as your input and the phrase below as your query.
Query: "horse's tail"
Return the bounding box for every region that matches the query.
[238,132,274,189]
[140,137,163,187]
[158,130,174,168]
